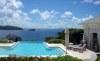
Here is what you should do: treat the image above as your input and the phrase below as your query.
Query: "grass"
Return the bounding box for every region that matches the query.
[0,55,83,61]
[96,55,100,61]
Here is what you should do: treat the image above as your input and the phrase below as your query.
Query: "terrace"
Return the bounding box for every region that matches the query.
[0,29,97,61]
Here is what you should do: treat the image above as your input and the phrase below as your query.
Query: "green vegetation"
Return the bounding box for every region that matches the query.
[56,30,65,40]
[45,28,84,45]
[0,55,83,61]
[69,29,84,44]
[45,30,65,44]
[0,34,22,43]
[6,34,22,42]
[45,38,64,44]
[96,55,100,61]
[0,39,13,43]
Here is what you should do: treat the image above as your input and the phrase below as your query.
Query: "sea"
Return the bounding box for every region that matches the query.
[0,29,64,41]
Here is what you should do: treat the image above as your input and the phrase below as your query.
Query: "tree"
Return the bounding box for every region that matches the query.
[69,28,84,44]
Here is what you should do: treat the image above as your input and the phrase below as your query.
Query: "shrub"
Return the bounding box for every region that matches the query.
[45,38,64,44]
[0,55,83,61]
[5,34,22,42]
[56,31,65,40]
[45,29,84,45]
[45,37,55,41]
[69,29,84,44]
[0,39,13,43]
[96,55,100,61]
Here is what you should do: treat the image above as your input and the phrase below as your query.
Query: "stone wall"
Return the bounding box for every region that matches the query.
[84,24,100,52]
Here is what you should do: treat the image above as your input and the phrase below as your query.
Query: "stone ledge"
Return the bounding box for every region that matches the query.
[0,42,19,47]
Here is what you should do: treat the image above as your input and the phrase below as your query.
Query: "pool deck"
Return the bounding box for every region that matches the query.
[0,42,97,61]
[67,49,97,61]
[0,42,16,47]
[45,42,97,61]
[44,42,66,52]
[0,42,17,47]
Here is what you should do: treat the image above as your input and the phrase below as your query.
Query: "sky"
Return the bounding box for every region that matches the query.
[0,0,100,29]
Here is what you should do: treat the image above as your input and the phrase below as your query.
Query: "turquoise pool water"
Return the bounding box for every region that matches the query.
[0,41,64,56]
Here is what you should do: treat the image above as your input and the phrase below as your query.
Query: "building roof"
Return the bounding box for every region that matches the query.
[81,16,100,25]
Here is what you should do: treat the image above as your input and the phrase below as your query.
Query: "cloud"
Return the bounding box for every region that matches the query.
[83,0,100,5]
[60,14,94,28]
[39,10,59,20]
[0,0,34,28]
[83,0,93,3]
[30,9,59,20]
[39,10,51,20]
[61,11,72,18]
[0,0,94,29]
[94,0,100,5]
[0,0,6,7]
[30,9,39,14]
[72,15,93,24]
[30,8,94,29]
[81,15,93,21]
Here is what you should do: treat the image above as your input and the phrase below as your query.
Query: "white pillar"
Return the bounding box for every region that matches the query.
[65,29,69,50]
[97,33,100,52]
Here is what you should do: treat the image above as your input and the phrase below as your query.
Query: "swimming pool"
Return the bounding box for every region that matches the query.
[0,41,65,56]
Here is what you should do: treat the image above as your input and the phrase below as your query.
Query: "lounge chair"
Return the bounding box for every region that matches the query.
[74,44,86,53]
[73,40,87,53]
[68,40,87,53]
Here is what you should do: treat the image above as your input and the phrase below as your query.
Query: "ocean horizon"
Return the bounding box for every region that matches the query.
[0,29,64,41]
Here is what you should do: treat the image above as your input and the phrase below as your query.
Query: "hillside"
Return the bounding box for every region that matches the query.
[0,26,23,30]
